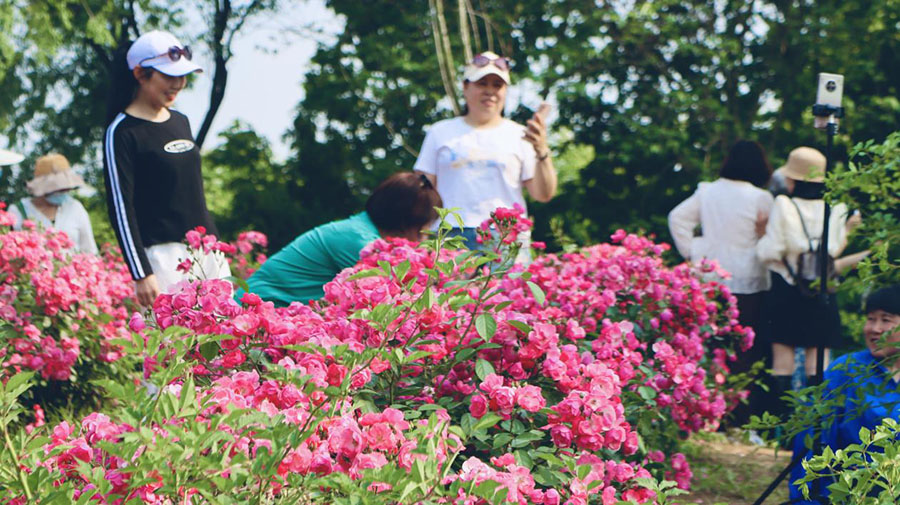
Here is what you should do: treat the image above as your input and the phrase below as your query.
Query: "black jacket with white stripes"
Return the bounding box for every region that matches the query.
[103,110,218,280]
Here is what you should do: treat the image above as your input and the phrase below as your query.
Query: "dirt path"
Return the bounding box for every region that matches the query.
[675,436,792,505]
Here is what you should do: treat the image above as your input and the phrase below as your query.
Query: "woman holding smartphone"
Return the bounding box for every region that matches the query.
[103,31,228,306]
[413,52,557,260]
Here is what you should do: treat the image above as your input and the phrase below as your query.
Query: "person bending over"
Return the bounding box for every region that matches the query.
[242,172,442,307]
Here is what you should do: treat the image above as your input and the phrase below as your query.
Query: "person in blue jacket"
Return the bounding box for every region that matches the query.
[790,284,900,503]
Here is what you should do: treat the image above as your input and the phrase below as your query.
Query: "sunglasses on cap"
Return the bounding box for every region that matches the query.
[471,53,510,71]
[419,173,434,189]
[140,46,193,68]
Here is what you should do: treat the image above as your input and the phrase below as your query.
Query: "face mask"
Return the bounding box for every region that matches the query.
[44,192,70,206]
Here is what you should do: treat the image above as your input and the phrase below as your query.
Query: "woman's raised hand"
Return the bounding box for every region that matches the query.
[523,112,550,159]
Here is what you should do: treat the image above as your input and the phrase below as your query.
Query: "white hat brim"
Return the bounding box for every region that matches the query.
[0,148,24,166]
[464,66,511,85]
[151,58,203,76]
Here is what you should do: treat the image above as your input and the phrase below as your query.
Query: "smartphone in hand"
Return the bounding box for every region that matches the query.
[535,101,552,122]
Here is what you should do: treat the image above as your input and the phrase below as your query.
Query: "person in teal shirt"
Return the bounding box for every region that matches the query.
[241,172,442,306]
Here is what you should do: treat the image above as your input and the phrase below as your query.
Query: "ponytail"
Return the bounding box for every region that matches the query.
[105,43,142,124]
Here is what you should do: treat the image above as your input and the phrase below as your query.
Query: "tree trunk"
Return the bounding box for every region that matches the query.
[195,0,232,149]
[196,53,228,149]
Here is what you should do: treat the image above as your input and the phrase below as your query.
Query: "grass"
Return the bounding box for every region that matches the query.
[673,431,792,505]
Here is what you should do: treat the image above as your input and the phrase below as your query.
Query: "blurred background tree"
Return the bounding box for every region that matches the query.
[2,0,899,253]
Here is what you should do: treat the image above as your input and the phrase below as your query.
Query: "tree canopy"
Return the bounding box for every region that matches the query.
[284,0,900,249]
[3,0,900,252]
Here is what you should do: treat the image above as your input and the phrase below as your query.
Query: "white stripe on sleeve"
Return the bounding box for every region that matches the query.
[104,113,145,279]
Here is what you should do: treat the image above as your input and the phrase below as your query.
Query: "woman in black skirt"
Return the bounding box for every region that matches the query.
[756,147,859,416]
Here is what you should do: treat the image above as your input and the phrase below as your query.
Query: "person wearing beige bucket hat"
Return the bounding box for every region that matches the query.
[757,145,864,426]
[7,153,98,254]
[414,51,557,263]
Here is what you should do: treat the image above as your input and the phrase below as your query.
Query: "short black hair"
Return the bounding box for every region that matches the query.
[365,172,442,234]
[719,140,772,188]
[866,285,900,316]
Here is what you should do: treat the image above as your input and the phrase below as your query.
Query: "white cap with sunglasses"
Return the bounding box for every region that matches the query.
[127,31,202,76]
[463,51,511,85]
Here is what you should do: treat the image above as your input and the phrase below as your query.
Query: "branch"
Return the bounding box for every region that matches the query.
[476,0,494,52]
[458,0,472,62]
[224,0,268,58]
[429,0,460,115]
[435,0,456,81]
[464,0,481,52]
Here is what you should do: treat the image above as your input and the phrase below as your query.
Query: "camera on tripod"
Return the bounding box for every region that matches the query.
[813,73,844,129]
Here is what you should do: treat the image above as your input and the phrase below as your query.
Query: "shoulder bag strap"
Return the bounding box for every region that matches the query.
[787,197,816,253]
[15,199,27,221]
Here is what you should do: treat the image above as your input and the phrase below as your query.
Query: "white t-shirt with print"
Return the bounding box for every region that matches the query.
[414,117,537,227]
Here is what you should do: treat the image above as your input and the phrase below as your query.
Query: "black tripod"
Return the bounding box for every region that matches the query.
[752,104,844,505]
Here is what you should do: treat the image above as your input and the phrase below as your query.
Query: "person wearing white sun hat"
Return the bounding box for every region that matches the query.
[414,51,557,262]
[8,153,98,254]
[103,30,228,307]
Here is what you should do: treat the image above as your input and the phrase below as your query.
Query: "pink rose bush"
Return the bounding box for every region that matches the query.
[0,204,135,385]
[0,210,268,386]
[0,206,751,504]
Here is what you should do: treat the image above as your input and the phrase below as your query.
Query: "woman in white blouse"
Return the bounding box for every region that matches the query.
[756,146,858,421]
[8,153,98,255]
[669,140,775,424]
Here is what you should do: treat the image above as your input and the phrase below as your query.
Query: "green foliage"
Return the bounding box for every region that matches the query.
[0,0,180,200]
[828,131,900,286]
[202,121,316,249]
[797,418,900,504]
[5,1,900,252]
[284,0,900,251]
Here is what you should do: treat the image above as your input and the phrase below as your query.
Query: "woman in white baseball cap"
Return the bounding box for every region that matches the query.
[414,52,557,262]
[103,31,228,306]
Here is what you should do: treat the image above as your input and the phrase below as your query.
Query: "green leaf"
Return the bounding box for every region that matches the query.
[511,430,545,448]
[492,432,514,448]
[526,281,546,306]
[2,372,34,396]
[227,275,250,294]
[347,268,384,280]
[471,413,503,433]
[506,320,532,334]
[199,340,220,361]
[475,314,497,341]
[475,359,496,381]
[394,259,411,281]
[638,386,657,401]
